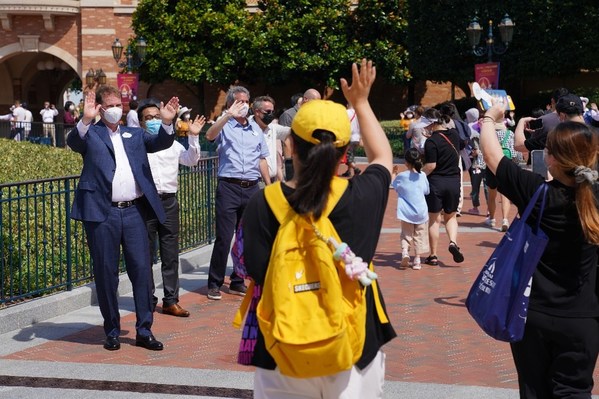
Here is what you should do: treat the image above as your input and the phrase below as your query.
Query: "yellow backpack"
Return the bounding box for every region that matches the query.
[257,177,367,378]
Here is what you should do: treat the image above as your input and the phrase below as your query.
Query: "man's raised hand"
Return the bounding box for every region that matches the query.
[160,97,179,125]
[189,115,207,136]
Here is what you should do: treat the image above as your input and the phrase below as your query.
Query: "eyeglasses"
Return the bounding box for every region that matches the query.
[143,114,161,121]
[259,109,274,115]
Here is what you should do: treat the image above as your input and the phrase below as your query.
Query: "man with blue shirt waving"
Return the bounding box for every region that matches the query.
[205,86,270,300]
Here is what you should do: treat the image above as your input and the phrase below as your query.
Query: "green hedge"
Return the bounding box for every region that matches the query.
[354,120,405,158]
[0,139,82,184]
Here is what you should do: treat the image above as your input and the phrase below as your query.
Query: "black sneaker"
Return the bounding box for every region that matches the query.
[207,287,222,300]
[229,284,247,296]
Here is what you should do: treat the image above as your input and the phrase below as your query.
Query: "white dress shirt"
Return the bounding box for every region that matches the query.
[76,120,174,201]
[127,109,140,127]
[250,116,290,178]
[148,135,201,194]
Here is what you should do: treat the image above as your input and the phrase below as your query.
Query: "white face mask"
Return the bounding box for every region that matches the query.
[237,104,249,118]
[102,107,123,124]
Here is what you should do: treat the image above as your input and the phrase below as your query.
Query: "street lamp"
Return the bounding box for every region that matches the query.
[85,68,107,88]
[467,14,515,62]
[111,37,147,72]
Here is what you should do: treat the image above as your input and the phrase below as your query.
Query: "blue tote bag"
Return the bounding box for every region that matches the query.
[466,184,548,342]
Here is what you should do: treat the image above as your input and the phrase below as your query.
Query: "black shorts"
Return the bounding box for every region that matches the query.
[425,175,460,214]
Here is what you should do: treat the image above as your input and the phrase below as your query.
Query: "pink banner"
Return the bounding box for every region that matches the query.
[116,73,139,110]
[474,63,500,89]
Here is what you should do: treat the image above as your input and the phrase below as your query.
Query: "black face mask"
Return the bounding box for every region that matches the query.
[261,112,275,125]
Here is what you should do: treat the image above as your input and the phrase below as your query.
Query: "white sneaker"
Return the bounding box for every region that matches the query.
[484,218,496,227]
[412,260,422,270]
[401,252,410,268]
[501,219,509,232]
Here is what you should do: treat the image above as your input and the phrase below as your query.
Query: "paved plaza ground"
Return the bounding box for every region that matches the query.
[1,163,598,398]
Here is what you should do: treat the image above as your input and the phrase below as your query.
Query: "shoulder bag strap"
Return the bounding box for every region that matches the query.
[439,132,459,155]
[520,183,548,232]
[349,110,357,122]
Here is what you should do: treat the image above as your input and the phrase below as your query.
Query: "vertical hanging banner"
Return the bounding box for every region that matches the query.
[117,73,139,110]
[474,63,500,89]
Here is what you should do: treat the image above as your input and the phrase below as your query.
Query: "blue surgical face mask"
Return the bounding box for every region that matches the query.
[145,119,162,135]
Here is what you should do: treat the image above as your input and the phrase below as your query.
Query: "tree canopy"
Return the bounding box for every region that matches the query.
[133,0,599,106]
[132,0,260,85]
[132,0,410,89]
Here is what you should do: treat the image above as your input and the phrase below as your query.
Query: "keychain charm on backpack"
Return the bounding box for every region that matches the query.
[329,237,377,287]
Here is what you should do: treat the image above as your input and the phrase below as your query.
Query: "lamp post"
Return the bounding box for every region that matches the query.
[85,68,107,88]
[111,37,147,72]
[467,14,515,63]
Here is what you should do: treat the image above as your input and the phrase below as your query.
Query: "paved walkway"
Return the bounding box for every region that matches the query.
[1,165,598,398]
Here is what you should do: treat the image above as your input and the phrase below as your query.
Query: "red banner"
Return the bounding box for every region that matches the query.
[474,63,500,89]
[116,73,139,110]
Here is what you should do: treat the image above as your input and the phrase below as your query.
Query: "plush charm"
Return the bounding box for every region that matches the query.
[329,237,378,286]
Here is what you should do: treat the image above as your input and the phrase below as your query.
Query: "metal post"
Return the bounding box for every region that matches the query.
[486,20,494,63]
[65,179,72,291]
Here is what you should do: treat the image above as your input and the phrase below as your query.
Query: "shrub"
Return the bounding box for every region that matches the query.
[0,139,82,184]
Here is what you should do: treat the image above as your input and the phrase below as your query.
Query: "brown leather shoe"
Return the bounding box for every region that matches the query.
[162,303,190,317]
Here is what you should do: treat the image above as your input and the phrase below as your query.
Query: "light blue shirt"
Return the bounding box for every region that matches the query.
[216,118,269,180]
[392,170,430,224]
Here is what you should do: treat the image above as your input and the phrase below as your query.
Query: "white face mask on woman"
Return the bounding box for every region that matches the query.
[102,107,123,124]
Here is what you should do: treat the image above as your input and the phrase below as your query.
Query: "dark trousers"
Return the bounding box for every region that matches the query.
[11,127,23,141]
[84,205,153,338]
[510,310,599,399]
[468,167,487,208]
[146,195,180,308]
[207,180,259,289]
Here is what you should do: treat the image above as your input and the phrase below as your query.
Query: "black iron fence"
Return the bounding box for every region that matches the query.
[0,157,219,306]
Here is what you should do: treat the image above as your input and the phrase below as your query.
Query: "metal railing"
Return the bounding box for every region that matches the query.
[0,120,75,147]
[0,157,218,306]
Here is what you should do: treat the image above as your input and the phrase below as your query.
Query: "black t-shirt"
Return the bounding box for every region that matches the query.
[424,128,461,177]
[495,157,599,317]
[242,164,397,370]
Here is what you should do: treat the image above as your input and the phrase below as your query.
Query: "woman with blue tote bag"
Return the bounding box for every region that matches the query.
[480,102,599,398]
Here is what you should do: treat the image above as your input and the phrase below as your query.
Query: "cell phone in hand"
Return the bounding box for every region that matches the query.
[528,118,543,130]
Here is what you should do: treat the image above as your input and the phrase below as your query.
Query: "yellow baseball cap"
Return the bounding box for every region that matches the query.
[291,100,351,147]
